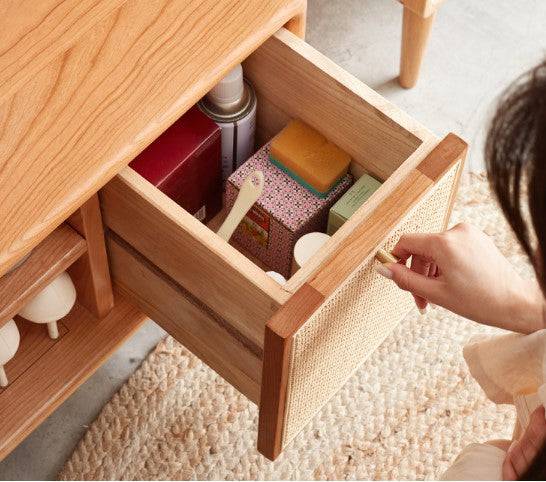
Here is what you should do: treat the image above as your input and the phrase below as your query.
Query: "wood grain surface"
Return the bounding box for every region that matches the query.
[399,5,436,89]
[101,168,289,347]
[257,283,324,460]
[0,294,145,461]
[416,133,467,182]
[68,194,114,318]
[0,318,69,394]
[0,224,86,328]
[0,0,306,276]
[0,0,127,103]
[108,235,262,403]
[399,0,445,18]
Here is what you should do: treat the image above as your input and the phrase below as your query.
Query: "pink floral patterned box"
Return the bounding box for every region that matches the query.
[224,143,353,278]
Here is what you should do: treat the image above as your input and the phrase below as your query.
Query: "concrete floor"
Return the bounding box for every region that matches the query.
[2,1,546,480]
[306,0,546,173]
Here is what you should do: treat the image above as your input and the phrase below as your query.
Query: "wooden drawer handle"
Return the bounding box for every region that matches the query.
[375,248,399,264]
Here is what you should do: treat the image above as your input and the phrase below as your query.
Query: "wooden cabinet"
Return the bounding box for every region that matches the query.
[0,0,465,464]
[100,29,466,460]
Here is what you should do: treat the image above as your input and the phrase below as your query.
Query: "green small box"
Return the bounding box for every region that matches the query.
[327,174,382,235]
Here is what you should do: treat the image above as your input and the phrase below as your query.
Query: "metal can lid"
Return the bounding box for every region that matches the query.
[207,64,244,110]
[199,80,255,122]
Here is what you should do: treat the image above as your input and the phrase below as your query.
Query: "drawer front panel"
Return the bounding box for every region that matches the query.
[281,161,461,447]
[259,135,467,460]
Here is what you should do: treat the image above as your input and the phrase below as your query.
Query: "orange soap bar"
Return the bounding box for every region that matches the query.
[269,119,351,197]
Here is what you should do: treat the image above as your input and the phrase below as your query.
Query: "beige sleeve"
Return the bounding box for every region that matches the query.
[463,330,546,404]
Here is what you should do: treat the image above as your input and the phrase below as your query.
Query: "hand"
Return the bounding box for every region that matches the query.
[375,223,545,333]
[503,406,546,480]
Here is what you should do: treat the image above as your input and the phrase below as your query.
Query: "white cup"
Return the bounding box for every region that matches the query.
[292,232,331,274]
[0,320,20,387]
[266,271,287,285]
[18,271,76,339]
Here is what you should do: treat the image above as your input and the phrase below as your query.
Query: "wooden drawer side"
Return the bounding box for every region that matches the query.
[100,169,288,348]
[244,28,433,182]
[107,235,262,403]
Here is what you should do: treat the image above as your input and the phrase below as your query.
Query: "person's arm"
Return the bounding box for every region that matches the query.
[375,222,546,334]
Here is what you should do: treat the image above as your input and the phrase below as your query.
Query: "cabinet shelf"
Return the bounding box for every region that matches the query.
[0,225,87,328]
[0,294,145,460]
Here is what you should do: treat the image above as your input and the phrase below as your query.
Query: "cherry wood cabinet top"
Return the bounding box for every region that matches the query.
[0,0,306,276]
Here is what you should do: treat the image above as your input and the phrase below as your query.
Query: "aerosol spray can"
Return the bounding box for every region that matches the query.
[198,64,257,182]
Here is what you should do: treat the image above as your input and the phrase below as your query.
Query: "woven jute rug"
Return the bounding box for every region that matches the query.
[60,174,531,480]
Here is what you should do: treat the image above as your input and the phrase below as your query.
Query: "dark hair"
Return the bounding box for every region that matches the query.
[486,59,546,291]
[485,59,546,480]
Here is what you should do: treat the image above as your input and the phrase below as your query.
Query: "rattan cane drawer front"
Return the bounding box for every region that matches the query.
[280,161,461,449]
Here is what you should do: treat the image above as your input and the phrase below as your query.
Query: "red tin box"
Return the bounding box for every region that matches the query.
[130,106,222,223]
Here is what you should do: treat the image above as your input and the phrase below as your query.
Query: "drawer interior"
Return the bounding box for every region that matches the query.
[101,28,437,400]
[235,27,437,291]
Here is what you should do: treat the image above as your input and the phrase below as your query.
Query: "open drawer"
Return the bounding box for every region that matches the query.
[100,28,467,460]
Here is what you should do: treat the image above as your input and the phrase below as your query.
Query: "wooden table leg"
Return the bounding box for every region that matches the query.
[284,0,307,39]
[399,5,436,88]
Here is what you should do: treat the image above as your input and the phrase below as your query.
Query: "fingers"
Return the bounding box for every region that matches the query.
[502,444,518,481]
[505,439,531,479]
[526,405,546,443]
[502,406,546,480]
[410,255,432,311]
[392,233,438,262]
[381,262,439,301]
[382,231,448,308]
[519,406,546,464]
[412,293,427,312]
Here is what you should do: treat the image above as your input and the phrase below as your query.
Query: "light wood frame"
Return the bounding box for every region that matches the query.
[398,0,446,88]
[68,194,114,318]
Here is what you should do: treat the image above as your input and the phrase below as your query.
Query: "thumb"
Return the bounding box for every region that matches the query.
[376,262,438,300]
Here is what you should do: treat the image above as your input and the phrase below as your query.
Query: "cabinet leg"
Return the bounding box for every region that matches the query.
[285,8,306,39]
[399,6,435,88]
[68,194,114,319]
